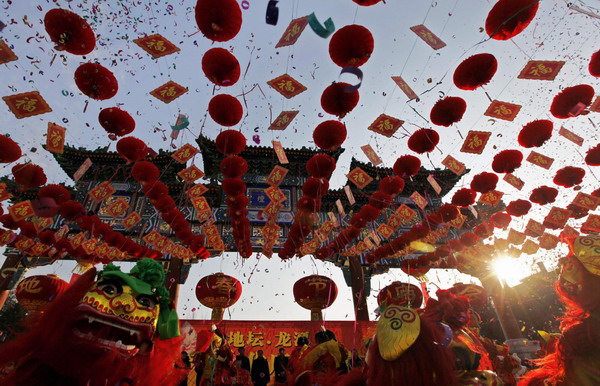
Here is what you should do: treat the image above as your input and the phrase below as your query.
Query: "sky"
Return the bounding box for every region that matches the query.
[0,0,599,320]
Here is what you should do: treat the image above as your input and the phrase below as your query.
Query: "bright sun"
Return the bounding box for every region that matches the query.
[493,257,529,287]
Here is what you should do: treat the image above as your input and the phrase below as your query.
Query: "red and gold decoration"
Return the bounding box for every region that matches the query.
[293,275,338,321]
[275,16,309,48]
[268,110,299,131]
[377,282,423,308]
[267,74,307,99]
[196,273,242,321]
[410,24,446,50]
[3,91,52,119]
[484,100,521,121]
[149,81,188,104]
[15,274,69,313]
[0,39,18,64]
[133,34,180,58]
[517,60,564,80]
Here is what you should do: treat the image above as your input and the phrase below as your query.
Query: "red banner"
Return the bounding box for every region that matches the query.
[182,320,375,370]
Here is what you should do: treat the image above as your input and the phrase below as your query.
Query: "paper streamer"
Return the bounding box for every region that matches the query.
[339,66,363,92]
[307,13,335,38]
[266,0,279,25]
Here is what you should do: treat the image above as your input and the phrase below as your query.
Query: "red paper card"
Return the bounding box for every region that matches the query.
[522,240,539,255]
[0,230,15,246]
[335,199,346,217]
[377,224,394,239]
[582,214,600,233]
[172,144,199,163]
[187,184,208,198]
[478,190,503,206]
[122,212,142,230]
[391,76,418,100]
[15,237,34,252]
[460,131,491,154]
[0,39,18,64]
[441,155,466,175]
[88,181,115,203]
[527,151,554,170]
[46,123,66,154]
[265,186,286,203]
[517,60,565,80]
[272,141,289,164]
[32,217,53,233]
[360,144,383,166]
[525,219,545,238]
[267,74,307,99]
[73,158,92,182]
[268,110,299,131]
[590,97,600,113]
[29,242,50,256]
[3,91,52,119]
[561,225,579,240]
[507,228,526,245]
[9,200,35,221]
[150,81,188,104]
[70,233,86,249]
[275,16,309,48]
[368,114,404,138]
[558,126,584,146]
[539,232,559,250]
[396,204,417,221]
[266,165,288,187]
[105,197,129,218]
[191,196,211,213]
[178,165,204,183]
[347,167,373,189]
[484,100,521,121]
[410,191,428,209]
[544,207,572,228]
[263,201,283,218]
[572,192,599,211]
[344,185,356,205]
[503,173,525,190]
[133,34,180,58]
[387,213,403,230]
[427,174,442,195]
[0,183,13,201]
[410,25,446,50]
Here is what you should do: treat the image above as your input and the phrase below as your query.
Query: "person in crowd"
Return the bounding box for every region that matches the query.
[288,336,309,376]
[251,349,270,386]
[231,359,252,386]
[236,347,251,372]
[273,347,289,385]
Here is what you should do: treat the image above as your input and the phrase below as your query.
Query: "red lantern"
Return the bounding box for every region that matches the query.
[430,96,467,127]
[293,275,338,321]
[195,273,242,321]
[438,203,459,222]
[208,94,243,127]
[585,144,600,166]
[0,135,22,163]
[529,186,558,205]
[44,9,96,55]
[393,155,421,178]
[99,107,135,137]
[518,120,553,148]
[453,53,498,90]
[321,82,360,118]
[490,212,512,229]
[452,188,477,207]
[219,156,248,178]
[16,274,69,312]
[408,129,439,154]
[352,0,383,5]
[506,199,532,216]
[131,161,160,184]
[470,172,498,193]
[400,259,430,278]
[144,181,169,200]
[202,48,241,87]
[116,137,148,163]
[492,149,523,173]
[313,120,347,151]
[590,50,600,77]
[377,282,423,308]
[554,166,585,188]
[74,62,118,100]
[12,163,47,189]
[302,177,330,198]
[215,130,246,155]
[306,154,336,178]
[550,84,595,119]
[378,176,405,196]
[195,0,242,42]
[38,184,71,205]
[329,25,374,67]
[485,0,539,40]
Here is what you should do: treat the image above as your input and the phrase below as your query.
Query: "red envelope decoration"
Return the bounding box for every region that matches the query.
[460,131,491,154]
[391,76,418,100]
[503,173,525,190]
[268,111,299,131]
[410,25,446,50]
[3,91,52,119]
[558,126,584,146]
[347,167,373,189]
[46,123,66,154]
[172,144,200,163]
[133,34,180,58]
[150,81,188,104]
[266,165,288,187]
[275,16,309,48]
[267,74,307,99]
[526,151,554,170]
[0,39,18,64]
[517,60,564,80]
[178,165,204,183]
[368,114,404,138]
[9,200,35,221]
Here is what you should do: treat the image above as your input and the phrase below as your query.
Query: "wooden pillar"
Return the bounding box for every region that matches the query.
[478,272,523,340]
[165,257,183,308]
[0,254,22,310]
[348,256,370,321]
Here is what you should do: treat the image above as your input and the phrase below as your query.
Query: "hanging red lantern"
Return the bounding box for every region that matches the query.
[38,184,71,205]
[329,25,374,67]
[585,144,600,166]
[12,163,47,189]
[553,166,585,188]
[378,176,405,196]
[451,188,477,207]
[313,120,347,151]
[202,48,241,87]
[400,259,430,278]
[550,84,595,119]
[377,282,423,308]
[16,274,69,313]
[430,96,467,126]
[131,161,160,184]
[474,223,493,238]
[306,154,336,178]
[195,273,242,321]
[492,149,523,173]
[485,0,539,40]
[460,232,479,247]
[320,82,360,118]
[116,137,148,163]
[393,155,421,178]
[44,9,96,55]
[302,177,330,198]
[215,130,246,155]
[143,181,169,200]
[219,156,248,178]
[293,275,338,321]
[195,0,242,42]
[208,94,243,126]
[74,62,118,100]
[98,107,135,137]
[0,135,22,163]
[408,129,439,154]
[529,186,558,205]
[59,200,84,221]
[490,212,512,229]
[352,0,383,5]
[470,172,498,193]
[438,204,459,222]
[506,199,532,216]
[453,53,498,90]
[222,178,246,196]
[589,50,600,77]
[518,120,553,148]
